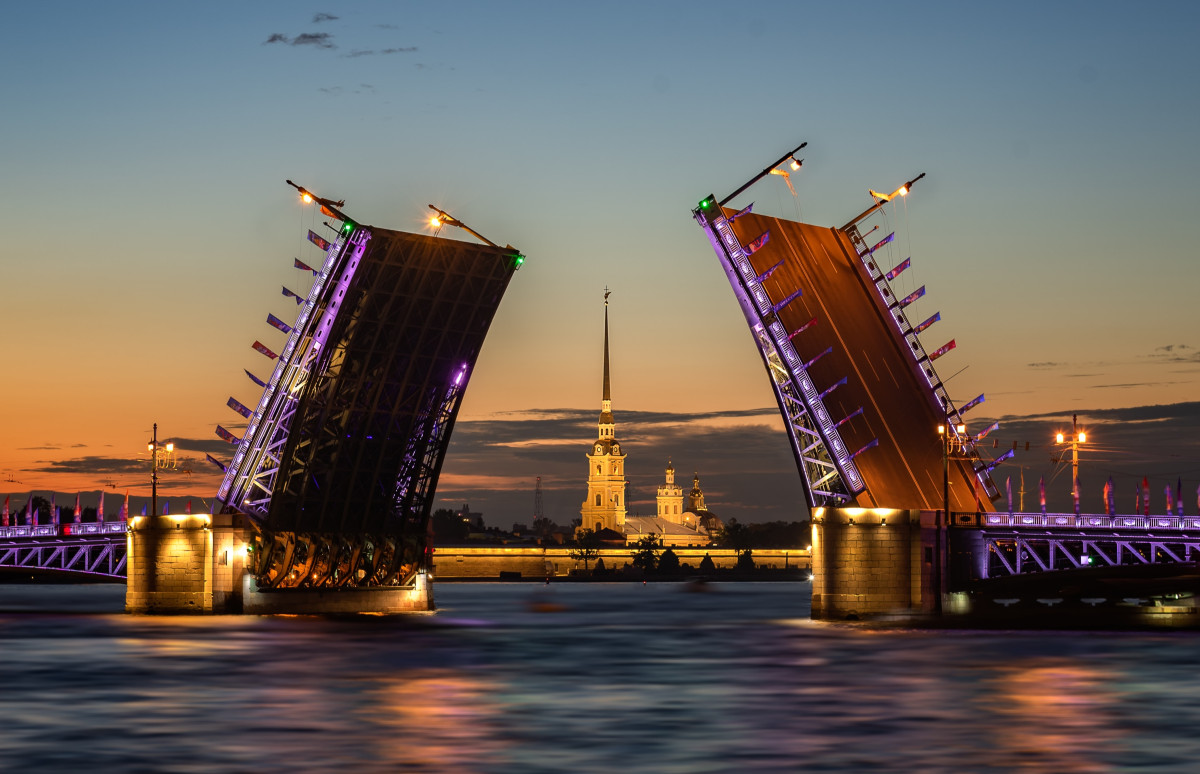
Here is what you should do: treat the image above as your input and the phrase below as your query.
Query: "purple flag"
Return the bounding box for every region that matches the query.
[245,369,267,388]
[307,229,331,251]
[1006,476,1013,516]
[1039,476,1046,515]
[215,425,241,444]
[959,394,985,414]
[25,494,34,525]
[727,202,754,222]
[294,257,319,275]
[1143,476,1150,516]
[788,317,818,340]
[860,232,895,256]
[227,397,254,419]
[913,312,940,334]
[282,286,304,305]
[1073,475,1081,516]
[899,286,926,308]
[929,339,956,361]
[1178,478,1184,517]
[884,257,911,281]
[1107,476,1116,517]
[976,421,999,441]
[205,453,227,473]
[744,231,770,256]
[252,340,278,360]
[266,313,293,334]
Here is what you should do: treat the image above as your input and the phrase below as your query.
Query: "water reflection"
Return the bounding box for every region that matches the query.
[0,584,1198,771]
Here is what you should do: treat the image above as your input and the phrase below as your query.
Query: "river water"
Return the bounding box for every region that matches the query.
[1,582,1198,772]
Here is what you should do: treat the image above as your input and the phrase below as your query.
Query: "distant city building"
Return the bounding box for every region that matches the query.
[579,293,720,547]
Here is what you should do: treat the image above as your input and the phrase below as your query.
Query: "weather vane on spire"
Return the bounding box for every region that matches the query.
[604,287,610,305]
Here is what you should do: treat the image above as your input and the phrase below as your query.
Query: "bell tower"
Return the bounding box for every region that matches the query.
[580,289,627,534]
[657,459,685,523]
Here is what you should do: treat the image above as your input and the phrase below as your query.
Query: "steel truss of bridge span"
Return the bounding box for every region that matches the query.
[0,523,128,579]
[956,512,1200,578]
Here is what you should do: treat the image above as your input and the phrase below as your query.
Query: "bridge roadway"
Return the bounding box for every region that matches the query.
[725,210,985,513]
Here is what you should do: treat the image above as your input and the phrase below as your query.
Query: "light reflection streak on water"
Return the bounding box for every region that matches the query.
[0,583,1199,772]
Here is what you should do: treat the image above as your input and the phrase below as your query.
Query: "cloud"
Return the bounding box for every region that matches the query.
[264,32,336,49]
[343,49,375,58]
[381,47,417,54]
[292,32,336,49]
[29,456,147,476]
[312,12,338,23]
[1027,361,1060,368]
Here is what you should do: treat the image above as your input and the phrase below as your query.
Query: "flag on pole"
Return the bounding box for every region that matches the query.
[227,397,254,419]
[294,257,318,275]
[929,339,956,361]
[1143,476,1150,516]
[1177,478,1184,517]
[1165,485,1174,516]
[976,422,999,441]
[186,500,192,515]
[25,494,34,525]
[960,394,985,414]
[884,257,911,281]
[2,496,8,527]
[215,425,241,444]
[1039,476,1046,515]
[51,494,57,526]
[205,453,226,473]
[727,202,754,222]
[141,504,147,516]
[251,340,278,360]
[1103,478,1112,517]
[266,313,293,334]
[282,286,304,305]
[913,312,940,335]
[307,229,331,251]
[98,491,105,523]
[1108,476,1116,516]
[163,501,169,516]
[860,232,895,256]
[1135,482,1141,515]
[73,493,81,524]
[788,317,818,340]
[120,491,129,521]
[1006,476,1013,516]
[744,231,770,256]
[245,369,267,388]
[899,286,926,308]
[754,258,785,285]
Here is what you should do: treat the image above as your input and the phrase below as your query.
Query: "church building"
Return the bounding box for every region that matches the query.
[579,290,627,535]
[579,292,719,547]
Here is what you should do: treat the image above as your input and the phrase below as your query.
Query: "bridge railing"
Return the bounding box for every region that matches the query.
[958,512,1200,532]
[0,522,128,540]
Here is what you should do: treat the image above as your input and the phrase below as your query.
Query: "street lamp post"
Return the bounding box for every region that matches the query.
[936,421,966,614]
[1055,413,1086,508]
[147,423,174,520]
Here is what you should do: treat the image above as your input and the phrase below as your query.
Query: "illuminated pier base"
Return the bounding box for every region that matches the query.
[126,513,432,614]
[125,512,252,614]
[810,507,934,620]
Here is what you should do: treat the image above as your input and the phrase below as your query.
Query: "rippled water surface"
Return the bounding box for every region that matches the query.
[2,582,1199,772]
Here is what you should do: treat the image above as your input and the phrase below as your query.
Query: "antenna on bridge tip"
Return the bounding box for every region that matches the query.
[426,204,500,249]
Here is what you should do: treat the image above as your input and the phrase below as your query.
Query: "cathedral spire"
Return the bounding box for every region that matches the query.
[602,288,611,404]
[599,289,614,427]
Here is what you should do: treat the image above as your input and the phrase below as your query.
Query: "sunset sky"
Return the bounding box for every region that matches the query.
[3,2,1198,524]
